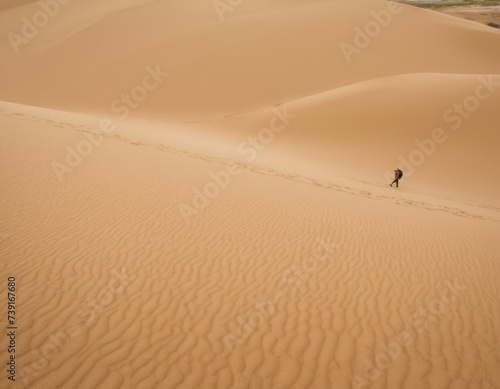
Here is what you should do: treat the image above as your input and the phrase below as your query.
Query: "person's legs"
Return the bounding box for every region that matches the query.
[390,178,398,187]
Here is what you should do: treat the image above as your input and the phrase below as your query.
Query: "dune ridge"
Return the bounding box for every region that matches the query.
[2,101,499,222]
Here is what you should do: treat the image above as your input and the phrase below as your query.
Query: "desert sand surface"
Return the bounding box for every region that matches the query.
[1,1,500,388]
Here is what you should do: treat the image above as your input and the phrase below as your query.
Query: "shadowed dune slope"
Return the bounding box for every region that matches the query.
[0,0,499,119]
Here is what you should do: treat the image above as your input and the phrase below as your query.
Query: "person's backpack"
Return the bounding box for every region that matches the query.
[398,169,403,179]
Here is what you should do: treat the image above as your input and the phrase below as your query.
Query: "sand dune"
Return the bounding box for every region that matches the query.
[203,72,500,204]
[1,106,500,388]
[1,0,499,388]
[1,0,499,119]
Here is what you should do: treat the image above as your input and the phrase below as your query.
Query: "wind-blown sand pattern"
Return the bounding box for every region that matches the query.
[0,1,499,388]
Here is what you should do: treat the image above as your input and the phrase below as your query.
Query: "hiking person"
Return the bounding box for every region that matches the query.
[390,169,403,188]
